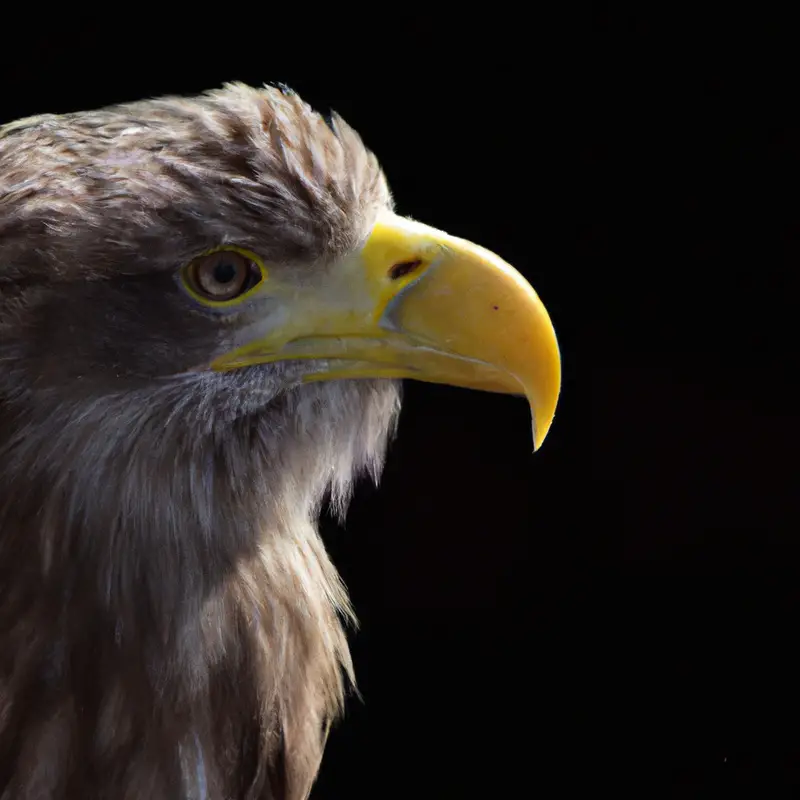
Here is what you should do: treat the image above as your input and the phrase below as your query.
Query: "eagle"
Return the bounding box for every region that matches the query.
[0,83,560,798]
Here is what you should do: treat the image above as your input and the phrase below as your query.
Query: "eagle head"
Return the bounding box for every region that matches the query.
[0,83,560,798]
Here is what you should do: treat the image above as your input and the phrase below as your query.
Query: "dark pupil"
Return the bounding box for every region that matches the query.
[213,260,238,284]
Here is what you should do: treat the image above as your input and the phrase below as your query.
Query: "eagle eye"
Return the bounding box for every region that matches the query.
[182,247,266,306]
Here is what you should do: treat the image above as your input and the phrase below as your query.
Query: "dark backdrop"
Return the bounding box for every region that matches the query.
[2,10,797,797]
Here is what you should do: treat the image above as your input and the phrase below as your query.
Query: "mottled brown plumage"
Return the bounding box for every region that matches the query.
[0,84,398,799]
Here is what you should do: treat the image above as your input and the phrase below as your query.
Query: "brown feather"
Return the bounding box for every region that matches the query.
[0,84,399,798]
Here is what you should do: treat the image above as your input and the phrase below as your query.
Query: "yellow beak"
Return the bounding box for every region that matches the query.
[211,211,561,450]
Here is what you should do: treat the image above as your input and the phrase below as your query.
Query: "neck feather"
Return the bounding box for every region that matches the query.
[0,377,400,798]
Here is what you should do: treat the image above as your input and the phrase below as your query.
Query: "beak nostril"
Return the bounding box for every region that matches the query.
[388,259,423,281]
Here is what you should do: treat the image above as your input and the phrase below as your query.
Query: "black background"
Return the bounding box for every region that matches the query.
[3,9,798,797]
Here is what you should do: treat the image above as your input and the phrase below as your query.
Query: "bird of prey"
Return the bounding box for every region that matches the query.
[0,83,560,799]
